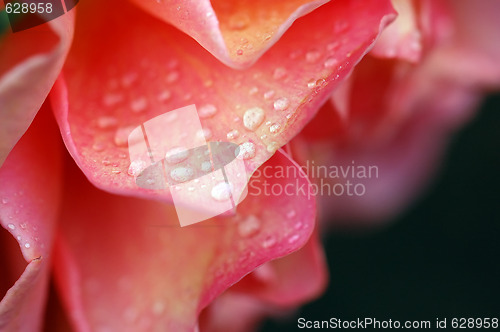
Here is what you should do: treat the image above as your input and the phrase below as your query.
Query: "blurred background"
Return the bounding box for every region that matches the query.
[261,93,500,331]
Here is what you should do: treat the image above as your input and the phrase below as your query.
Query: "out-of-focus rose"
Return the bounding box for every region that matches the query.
[292,0,500,227]
[0,0,498,331]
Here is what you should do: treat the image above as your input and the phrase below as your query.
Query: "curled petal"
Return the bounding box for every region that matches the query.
[129,0,330,69]
[52,0,395,209]
[0,106,63,331]
[0,10,74,167]
[53,150,316,331]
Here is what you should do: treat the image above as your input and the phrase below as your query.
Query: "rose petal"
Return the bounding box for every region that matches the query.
[0,105,63,331]
[199,292,283,332]
[129,0,330,69]
[0,10,74,167]
[230,229,327,306]
[370,0,422,62]
[292,52,482,225]
[53,150,315,331]
[52,0,396,210]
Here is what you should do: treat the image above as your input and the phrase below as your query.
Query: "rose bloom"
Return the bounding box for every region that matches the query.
[0,0,499,331]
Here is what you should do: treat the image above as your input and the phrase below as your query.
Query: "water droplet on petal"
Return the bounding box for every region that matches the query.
[201,161,212,172]
[307,79,316,89]
[273,97,290,111]
[128,160,147,176]
[1,198,8,204]
[263,90,275,100]
[269,123,281,134]
[166,71,180,83]
[226,130,239,140]
[170,166,194,183]
[97,116,118,129]
[236,49,244,56]
[262,236,277,248]
[7,223,15,230]
[235,142,256,160]
[130,97,148,113]
[324,56,340,68]
[266,142,280,153]
[238,215,261,238]
[286,209,296,219]
[198,104,217,119]
[211,182,233,201]
[196,128,212,140]
[306,50,321,63]
[157,90,171,101]
[243,107,265,131]
[249,87,258,96]
[20,223,27,229]
[273,67,287,80]
[24,242,31,249]
[165,147,189,164]
[288,234,300,244]
[103,93,123,106]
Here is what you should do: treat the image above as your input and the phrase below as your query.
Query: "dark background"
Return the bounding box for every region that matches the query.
[261,93,500,331]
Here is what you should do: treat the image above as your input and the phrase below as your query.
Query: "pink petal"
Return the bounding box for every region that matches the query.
[53,150,316,331]
[0,106,63,331]
[370,0,423,62]
[129,0,330,69]
[230,229,327,306]
[0,10,74,167]
[52,0,396,210]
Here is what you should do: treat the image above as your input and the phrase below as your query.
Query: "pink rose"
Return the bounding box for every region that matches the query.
[0,0,498,331]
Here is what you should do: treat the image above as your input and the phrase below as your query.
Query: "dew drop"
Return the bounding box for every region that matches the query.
[97,116,118,129]
[157,90,171,101]
[305,50,321,63]
[130,97,148,113]
[262,236,277,248]
[170,166,194,183]
[128,160,147,176]
[102,93,123,106]
[198,104,217,119]
[273,97,290,111]
[235,142,256,160]
[196,128,212,140]
[288,234,300,244]
[294,221,303,230]
[266,142,280,153]
[236,49,244,56]
[211,182,233,201]
[243,107,265,131]
[20,223,27,229]
[24,242,31,249]
[249,87,258,96]
[16,235,21,241]
[1,198,8,204]
[269,123,281,134]
[226,130,240,140]
[166,71,180,83]
[324,56,340,68]
[201,161,212,172]
[121,73,137,87]
[7,223,15,230]
[307,79,316,89]
[165,147,189,164]
[263,90,275,100]
[286,209,296,219]
[238,215,261,238]
[273,67,287,80]
[102,160,111,166]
